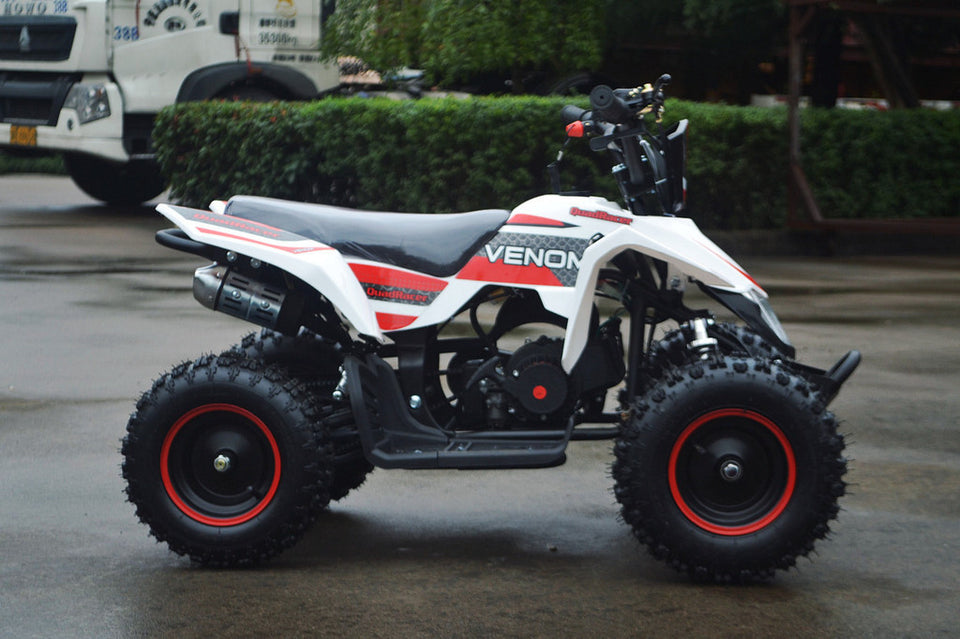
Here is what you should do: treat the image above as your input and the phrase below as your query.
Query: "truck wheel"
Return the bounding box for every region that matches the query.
[227,329,373,501]
[64,153,167,205]
[613,356,847,582]
[122,354,333,566]
[214,84,279,101]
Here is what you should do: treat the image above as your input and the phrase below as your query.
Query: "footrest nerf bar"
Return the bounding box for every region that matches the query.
[343,354,571,470]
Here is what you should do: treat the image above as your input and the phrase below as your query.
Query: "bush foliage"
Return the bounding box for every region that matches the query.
[0,152,64,175]
[154,97,960,229]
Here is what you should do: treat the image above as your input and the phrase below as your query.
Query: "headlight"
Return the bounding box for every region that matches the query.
[64,84,111,124]
[749,289,792,350]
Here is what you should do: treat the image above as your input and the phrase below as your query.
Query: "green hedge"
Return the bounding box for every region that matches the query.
[0,152,65,175]
[154,97,960,229]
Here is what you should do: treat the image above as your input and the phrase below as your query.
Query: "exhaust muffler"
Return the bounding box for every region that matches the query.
[193,264,304,334]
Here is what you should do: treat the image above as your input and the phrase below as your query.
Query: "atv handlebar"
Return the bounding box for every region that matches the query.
[567,74,672,128]
[561,104,588,126]
[589,85,632,124]
[558,74,683,218]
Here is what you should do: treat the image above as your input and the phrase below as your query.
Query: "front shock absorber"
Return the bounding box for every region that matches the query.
[686,318,718,360]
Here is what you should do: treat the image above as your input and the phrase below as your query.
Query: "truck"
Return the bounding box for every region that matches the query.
[0,0,340,204]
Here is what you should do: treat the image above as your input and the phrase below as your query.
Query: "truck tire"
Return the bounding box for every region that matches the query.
[214,84,279,101]
[64,153,167,205]
[122,353,333,566]
[613,356,847,582]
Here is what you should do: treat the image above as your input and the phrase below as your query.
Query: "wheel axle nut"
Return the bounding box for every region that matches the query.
[213,454,232,473]
[720,460,743,482]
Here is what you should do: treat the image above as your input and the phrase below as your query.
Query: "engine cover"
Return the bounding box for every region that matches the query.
[504,337,573,420]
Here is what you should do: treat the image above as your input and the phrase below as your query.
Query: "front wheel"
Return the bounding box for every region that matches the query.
[613,356,847,582]
[645,322,788,381]
[122,354,333,566]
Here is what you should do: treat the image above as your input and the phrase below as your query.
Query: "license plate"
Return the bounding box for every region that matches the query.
[10,125,37,147]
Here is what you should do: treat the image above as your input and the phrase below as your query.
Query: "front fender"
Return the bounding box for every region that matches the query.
[560,217,786,371]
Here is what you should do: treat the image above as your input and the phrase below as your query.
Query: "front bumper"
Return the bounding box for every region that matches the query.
[0,81,128,161]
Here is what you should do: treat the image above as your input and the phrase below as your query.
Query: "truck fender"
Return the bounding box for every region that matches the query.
[176,62,319,102]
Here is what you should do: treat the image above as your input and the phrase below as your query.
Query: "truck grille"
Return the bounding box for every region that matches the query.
[0,72,79,125]
[0,16,76,61]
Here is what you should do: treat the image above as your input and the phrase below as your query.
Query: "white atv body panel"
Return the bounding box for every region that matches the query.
[159,193,766,372]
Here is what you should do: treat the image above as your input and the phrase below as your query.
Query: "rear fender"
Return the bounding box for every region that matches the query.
[157,203,383,340]
[561,218,789,370]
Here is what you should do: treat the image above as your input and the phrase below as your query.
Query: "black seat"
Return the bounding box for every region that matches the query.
[223,196,509,278]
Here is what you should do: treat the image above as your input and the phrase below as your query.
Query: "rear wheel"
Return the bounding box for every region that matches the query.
[613,356,846,582]
[228,329,373,500]
[230,328,343,393]
[122,354,332,566]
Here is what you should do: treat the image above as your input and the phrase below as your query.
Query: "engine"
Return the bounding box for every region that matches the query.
[453,337,578,429]
[451,318,625,430]
[502,338,575,421]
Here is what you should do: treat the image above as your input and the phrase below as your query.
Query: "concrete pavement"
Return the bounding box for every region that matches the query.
[1,175,958,637]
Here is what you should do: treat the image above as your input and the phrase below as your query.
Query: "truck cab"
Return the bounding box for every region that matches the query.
[0,0,339,204]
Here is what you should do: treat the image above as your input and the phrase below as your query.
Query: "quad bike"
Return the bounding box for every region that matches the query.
[122,74,860,581]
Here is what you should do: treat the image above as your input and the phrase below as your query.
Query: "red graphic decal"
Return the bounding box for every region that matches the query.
[532,385,548,400]
[192,211,286,238]
[506,214,570,228]
[569,207,632,225]
[694,239,765,294]
[349,263,448,292]
[376,312,418,331]
[196,227,331,254]
[365,287,430,304]
[455,255,563,287]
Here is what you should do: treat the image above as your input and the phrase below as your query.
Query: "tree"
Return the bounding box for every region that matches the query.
[322,0,605,92]
[321,0,428,74]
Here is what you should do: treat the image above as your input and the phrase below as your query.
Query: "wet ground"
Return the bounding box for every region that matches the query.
[1,176,958,637]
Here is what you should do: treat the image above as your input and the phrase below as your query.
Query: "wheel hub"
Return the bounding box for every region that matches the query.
[719,458,743,482]
[669,408,796,535]
[161,403,282,527]
[213,453,233,473]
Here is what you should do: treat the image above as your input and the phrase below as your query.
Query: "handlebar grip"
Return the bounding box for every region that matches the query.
[589,85,632,125]
[561,104,587,125]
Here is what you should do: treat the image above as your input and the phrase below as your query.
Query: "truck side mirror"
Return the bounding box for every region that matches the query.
[219,11,239,35]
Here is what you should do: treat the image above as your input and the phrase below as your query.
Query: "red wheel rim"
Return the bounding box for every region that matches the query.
[668,408,796,536]
[160,403,282,527]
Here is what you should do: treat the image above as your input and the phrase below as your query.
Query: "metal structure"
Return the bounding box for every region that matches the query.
[785,0,960,234]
